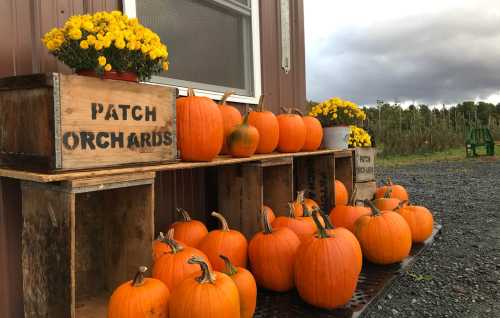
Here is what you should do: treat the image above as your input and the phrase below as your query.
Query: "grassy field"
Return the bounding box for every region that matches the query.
[377,144,500,167]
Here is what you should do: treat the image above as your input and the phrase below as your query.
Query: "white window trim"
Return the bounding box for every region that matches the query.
[123,0,262,104]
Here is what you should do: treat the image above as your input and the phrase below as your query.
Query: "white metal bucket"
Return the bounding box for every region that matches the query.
[323,126,350,149]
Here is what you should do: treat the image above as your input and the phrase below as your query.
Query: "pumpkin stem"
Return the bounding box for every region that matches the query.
[280,106,292,114]
[132,266,148,287]
[317,208,334,229]
[364,199,382,216]
[211,212,230,232]
[257,95,265,112]
[242,111,250,125]
[287,202,297,219]
[220,91,234,105]
[176,208,192,222]
[384,187,393,199]
[302,203,312,217]
[188,256,216,284]
[260,207,274,234]
[156,231,166,241]
[219,255,238,276]
[349,184,358,205]
[386,176,393,186]
[187,88,195,97]
[292,108,305,116]
[394,200,409,211]
[163,228,183,253]
[312,210,330,238]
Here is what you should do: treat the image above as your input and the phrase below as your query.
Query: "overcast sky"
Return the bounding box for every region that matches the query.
[304,0,500,106]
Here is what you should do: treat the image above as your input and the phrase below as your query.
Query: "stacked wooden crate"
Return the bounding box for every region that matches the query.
[353,147,377,201]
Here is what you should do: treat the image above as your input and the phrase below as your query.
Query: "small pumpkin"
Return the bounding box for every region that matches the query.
[219,91,243,155]
[334,179,349,206]
[396,201,434,243]
[169,256,240,318]
[293,108,323,151]
[169,208,208,247]
[330,186,371,232]
[176,88,223,161]
[198,212,248,271]
[276,107,306,153]
[220,255,257,318]
[263,205,276,224]
[373,187,401,211]
[108,266,170,318]
[153,230,184,262]
[291,190,320,217]
[295,211,362,309]
[271,202,317,242]
[249,208,301,292]
[375,176,409,201]
[247,95,279,154]
[227,112,260,158]
[354,200,412,265]
[152,229,211,290]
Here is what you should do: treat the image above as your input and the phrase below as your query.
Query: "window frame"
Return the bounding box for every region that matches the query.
[123,0,262,104]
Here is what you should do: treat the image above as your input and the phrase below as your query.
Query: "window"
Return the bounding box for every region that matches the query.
[124,0,261,104]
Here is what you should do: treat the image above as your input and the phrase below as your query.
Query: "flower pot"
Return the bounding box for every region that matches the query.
[76,69,138,82]
[323,126,350,149]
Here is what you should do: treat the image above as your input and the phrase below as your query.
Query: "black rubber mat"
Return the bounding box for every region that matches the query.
[254,225,442,318]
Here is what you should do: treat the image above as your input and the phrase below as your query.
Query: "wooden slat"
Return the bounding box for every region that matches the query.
[0,149,351,183]
[63,172,155,189]
[263,164,294,216]
[334,154,354,203]
[354,181,376,202]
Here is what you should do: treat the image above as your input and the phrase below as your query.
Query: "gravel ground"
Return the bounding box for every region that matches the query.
[366,158,500,318]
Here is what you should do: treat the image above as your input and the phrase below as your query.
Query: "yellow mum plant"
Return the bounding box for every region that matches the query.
[309,97,366,127]
[349,126,372,148]
[42,11,169,81]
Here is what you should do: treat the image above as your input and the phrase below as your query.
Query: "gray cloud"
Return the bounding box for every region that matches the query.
[306,6,500,105]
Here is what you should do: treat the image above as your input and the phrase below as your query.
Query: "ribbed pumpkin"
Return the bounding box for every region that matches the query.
[334,179,349,206]
[198,212,248,271]
[330,187,371,232]
[220,255,257,318]
[375,177,409,201]
[108,266,170,318]
[227,112,260,157]
[169,256,240,318]
[295,212,362,309]
[152,229,211,290]
[263,205,276,224]
[373,188,401,211]
[271,202,317,242]
[293,108,323,151]
[176,88,223,161]
[153,230,184,262]
[291,190,320,217]
[249,208,301,292]
[169,208,208,247]
[396,201,434,243]
[247,95,279,154]
[276,107,306,153]
[219,91,242,155]
[354,200,412,265]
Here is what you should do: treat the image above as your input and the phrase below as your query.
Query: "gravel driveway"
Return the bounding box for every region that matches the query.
[366,159,500,317]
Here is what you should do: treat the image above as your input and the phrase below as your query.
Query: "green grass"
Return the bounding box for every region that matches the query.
[377,144,499,167]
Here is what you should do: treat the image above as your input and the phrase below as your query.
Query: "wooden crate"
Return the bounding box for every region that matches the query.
[354,180,377,201]
[20,172,155,318]
[354,147,376,182]
[0,73,177,171]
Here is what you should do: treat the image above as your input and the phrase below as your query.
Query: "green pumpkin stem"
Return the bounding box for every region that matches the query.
[261,207,273,234]
[219,255,238,276]
[317,208,334,229]
[220,91,234,105]
[176,208,192,222]
[280,106,293,114]
[394,200,409,211]
[292,108,305,116]
[364,199,382,216]
[257,95,265,112]
[384,187,393,198]
[163,228,183,253]
[132,266,148,287]
[212,212,230,232]
[242,112,250,125]
[188,256,216,284]
[312,210,330,238]
[387,176,394,186]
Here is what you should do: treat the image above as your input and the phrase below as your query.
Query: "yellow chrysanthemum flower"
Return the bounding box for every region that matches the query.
[80,40,89,49]
[104,64,112,71]
[98,56,106,66]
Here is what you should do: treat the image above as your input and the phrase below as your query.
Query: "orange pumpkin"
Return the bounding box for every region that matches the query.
[247,95,279,154]
[396,201,434,243]
[373,188,401,211]
[227,112,260,157]
[176,88,223,161]
[293,108,323,151]
[108,266,170,318]
[354,200,412,265]
[220,255,257,318]
[276,107,306,153]
[170,208,208,247]
[249,208,301,291]
[295,212,362,309]
[198,212,248,271]
[375,177,409,201]
[152,229,211,290]
[153,230,184,262]
[271,202,317,242]
[169,256,240,318]
[219,91,242,155]
[334,179,349,206]
[330,187,371,232]
[263,205,276,224]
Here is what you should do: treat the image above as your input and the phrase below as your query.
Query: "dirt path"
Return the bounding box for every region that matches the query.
[366,159,500,317]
